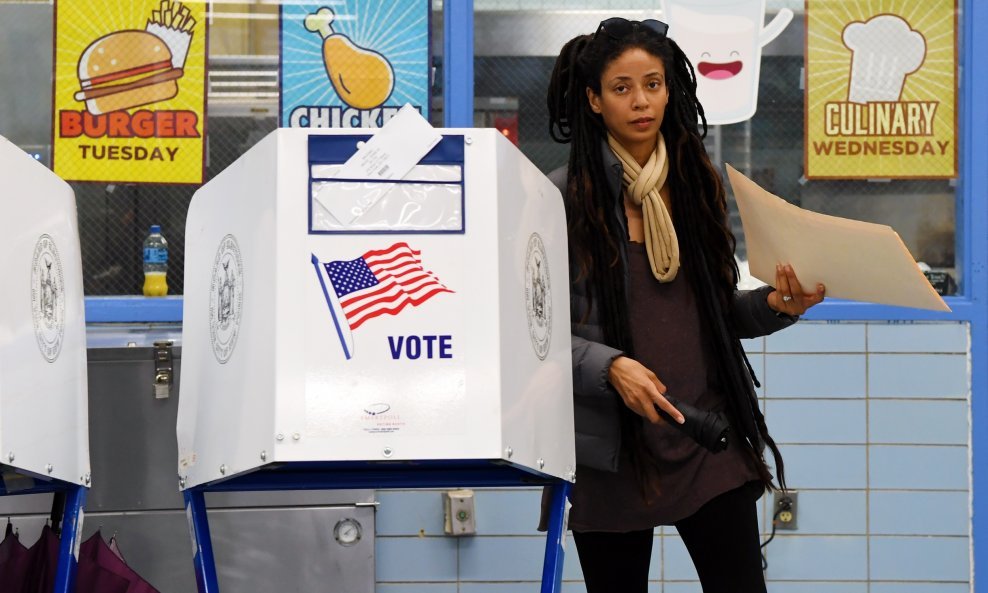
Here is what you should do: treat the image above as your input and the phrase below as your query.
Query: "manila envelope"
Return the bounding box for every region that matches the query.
[726,164,949,312]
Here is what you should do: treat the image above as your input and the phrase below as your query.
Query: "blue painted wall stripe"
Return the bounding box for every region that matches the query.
[963,0,988,590]
[443,0,474,128]
[85,296,182,323]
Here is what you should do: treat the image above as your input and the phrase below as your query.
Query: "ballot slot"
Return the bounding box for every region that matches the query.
[308,134,465,233]
[311,163,463,182]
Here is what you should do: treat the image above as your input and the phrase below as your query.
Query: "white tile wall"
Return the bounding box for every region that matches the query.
[375,321,972,591]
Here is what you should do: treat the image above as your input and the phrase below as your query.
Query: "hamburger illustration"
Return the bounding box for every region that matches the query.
[74,30,184,115]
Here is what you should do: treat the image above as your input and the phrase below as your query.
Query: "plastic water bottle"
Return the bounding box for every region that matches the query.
[143,225,169,296]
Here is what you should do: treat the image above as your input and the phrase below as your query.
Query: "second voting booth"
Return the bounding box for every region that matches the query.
[0,136,90,592]
[178,125,576,591]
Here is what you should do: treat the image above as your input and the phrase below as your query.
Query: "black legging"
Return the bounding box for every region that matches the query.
[573,481,766,593]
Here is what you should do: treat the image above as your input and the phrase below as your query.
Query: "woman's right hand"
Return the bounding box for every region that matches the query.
[607,356,685,425]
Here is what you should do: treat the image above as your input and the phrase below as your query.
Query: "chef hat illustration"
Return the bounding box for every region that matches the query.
[842,14,925,103]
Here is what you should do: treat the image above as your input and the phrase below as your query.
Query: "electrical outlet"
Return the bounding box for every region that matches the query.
[772,490,798,530]
[443,489,477,535]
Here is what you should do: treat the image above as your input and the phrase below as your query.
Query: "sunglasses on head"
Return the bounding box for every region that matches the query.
[593,17,669,42]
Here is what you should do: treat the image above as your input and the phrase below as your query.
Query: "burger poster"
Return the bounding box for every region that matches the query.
[280,1,431,128]
[805,0,957,179]
[53,0,207,184]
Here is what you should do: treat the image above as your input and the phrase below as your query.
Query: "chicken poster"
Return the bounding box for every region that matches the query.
[280,1,431,128]
[52,0,207,184]
[805,0,957,179]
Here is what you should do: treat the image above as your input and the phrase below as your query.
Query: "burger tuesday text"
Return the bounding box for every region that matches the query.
[59,110,199,162]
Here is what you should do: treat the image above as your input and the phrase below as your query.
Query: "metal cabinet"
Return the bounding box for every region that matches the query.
[0,341,375,593]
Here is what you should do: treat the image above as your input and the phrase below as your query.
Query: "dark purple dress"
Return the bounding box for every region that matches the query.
[567,241,760,532]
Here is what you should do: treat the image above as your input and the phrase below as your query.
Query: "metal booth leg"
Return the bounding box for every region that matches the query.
[185,488,221,593]
[540,480,571,593]
[52,484,87,593]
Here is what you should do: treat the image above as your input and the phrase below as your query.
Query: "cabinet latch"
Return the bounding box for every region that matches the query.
[153,340,174,399]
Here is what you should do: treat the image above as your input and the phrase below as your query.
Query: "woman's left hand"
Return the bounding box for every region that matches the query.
[767,264,826,316]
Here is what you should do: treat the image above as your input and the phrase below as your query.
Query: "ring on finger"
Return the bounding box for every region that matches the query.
[782,295,793,303]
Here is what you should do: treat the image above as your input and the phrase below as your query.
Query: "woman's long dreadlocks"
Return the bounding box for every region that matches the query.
[547,27,787,492]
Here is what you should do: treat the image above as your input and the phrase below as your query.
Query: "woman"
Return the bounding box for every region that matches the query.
[545,18,825,593]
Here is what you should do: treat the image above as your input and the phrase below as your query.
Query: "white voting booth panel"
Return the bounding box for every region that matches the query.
[0,135,90,486]
[178,128,575,489]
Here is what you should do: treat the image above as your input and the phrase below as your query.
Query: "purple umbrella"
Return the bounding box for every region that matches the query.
[0,520,31,593]
[24,524,59,593]
[76,532,160,593]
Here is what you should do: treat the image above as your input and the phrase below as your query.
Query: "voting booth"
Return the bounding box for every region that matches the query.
[178,123,575,592]
[0,135,90,591]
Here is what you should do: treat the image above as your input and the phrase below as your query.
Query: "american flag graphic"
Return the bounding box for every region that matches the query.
[318,242,453,332]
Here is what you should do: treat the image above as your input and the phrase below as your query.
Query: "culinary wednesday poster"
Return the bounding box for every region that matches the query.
[805,0,957,179]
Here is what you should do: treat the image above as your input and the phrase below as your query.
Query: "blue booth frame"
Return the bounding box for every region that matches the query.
[183,462,571,593]
[83,0,988,590]
[0,479,87,592]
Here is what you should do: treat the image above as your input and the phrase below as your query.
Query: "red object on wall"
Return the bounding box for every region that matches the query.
[493,113,519,146]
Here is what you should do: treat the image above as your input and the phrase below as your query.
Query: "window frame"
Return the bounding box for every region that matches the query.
[84,0,983,325]
[79,2,987,587]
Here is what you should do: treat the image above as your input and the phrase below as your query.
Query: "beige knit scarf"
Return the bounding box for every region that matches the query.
[607,132,680,282]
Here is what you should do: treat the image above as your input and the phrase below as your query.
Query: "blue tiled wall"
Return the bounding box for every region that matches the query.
[375,321,971,591]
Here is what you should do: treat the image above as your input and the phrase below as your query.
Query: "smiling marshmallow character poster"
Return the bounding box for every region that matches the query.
[661,0,792,125]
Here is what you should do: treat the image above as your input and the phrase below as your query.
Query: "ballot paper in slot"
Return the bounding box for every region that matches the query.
[726,164,950,312]
[314,104,443,227]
